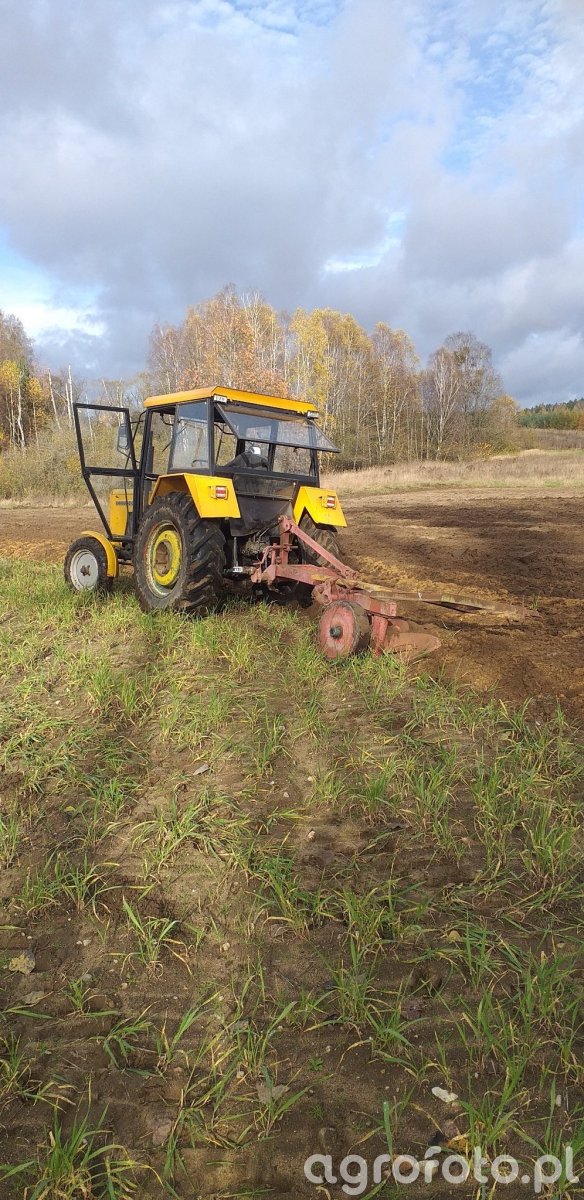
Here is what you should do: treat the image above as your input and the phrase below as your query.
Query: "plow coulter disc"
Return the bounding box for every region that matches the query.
[318,601,371,659]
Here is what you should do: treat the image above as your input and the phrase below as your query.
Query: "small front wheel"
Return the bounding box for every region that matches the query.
[64,536,113,595]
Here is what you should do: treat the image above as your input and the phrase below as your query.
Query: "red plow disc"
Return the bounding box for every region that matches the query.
[318,600,371,659]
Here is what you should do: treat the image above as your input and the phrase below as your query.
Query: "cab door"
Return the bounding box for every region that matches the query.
[73,403,139,548]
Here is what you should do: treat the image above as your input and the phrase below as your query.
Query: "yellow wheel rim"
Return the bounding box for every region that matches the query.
[149,527,182,589]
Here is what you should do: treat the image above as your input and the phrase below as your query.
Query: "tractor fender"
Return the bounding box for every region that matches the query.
[150,473,241,518]
[293,486,347,529]
[80,530,119,579]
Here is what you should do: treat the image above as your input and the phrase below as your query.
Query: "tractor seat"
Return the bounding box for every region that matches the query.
[224,447,269,472]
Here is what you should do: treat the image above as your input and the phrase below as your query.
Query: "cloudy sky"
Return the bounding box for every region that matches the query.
[0,0,583,405]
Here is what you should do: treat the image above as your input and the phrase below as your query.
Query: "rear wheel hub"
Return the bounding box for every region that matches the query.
[146,526,182,593]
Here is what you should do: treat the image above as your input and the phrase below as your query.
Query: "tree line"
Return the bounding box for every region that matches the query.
[519,398,584,431]
[0,309,79,450]
[2,287,522,465]
[148,286,518,465]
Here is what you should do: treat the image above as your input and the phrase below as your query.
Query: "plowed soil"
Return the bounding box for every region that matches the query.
[342,489,584,727]
[1,490,583,723]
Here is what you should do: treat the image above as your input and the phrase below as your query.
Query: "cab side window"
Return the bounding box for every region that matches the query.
[169,402,209,471]
[148,412,174,476]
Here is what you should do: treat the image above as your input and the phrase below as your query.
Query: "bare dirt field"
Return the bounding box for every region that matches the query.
[2,488,583,724]
[343,488,584,727]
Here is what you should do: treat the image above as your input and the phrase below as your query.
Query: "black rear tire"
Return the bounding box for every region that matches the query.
[298,512,340,566]
[134,493,226,615]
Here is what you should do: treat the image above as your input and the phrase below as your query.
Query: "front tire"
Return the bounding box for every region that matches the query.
[134,493,226,615]
[64,536,113,595]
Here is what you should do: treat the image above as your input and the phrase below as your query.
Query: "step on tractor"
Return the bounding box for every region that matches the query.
[65,386,526,659]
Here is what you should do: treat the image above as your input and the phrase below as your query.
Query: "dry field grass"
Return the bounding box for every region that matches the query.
[0,429,582,507]
[323,448,584,497]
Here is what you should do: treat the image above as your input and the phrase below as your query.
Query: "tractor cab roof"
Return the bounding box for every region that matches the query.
[144,385,319,418]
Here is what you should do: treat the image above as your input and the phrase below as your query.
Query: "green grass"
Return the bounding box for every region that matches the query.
[1,557,583,1197]
[2,1106,141,1198]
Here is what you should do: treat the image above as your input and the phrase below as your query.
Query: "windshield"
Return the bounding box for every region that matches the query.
[216,403,339,453]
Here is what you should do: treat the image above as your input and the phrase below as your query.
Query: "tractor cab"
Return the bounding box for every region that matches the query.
[66,386,346,614]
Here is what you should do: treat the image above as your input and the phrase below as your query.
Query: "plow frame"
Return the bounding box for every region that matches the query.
[250,515,528,659]
[251,517,421,656]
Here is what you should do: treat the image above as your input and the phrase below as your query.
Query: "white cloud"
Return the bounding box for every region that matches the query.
[501,329,584,406]
[10,302,104,341]
[0,238,104,353]
[0,0,582,404]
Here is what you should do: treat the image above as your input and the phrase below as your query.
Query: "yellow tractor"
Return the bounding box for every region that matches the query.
[65,385,346,616]
[65,384,525,659]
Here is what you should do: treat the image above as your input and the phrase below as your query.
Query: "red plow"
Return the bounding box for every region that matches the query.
[251,516,527,661]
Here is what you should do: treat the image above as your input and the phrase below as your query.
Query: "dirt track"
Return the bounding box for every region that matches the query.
[1,490,583,724]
